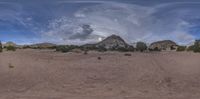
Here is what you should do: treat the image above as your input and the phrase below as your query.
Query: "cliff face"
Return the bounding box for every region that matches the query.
[149,40,177,51]
[96,35,129,49]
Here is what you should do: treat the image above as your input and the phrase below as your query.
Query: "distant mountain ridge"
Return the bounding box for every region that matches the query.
[31,43,56,46]
[29,43,56,48]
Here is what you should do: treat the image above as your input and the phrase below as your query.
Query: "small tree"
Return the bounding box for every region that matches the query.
[136,42,147,52]
[187,45,195,51]
[187,40,200,52]
[193,41,200,53]
[6,45,16,51]
[177,46,186,52]
[0,41,2,52]
[56,45,71,53]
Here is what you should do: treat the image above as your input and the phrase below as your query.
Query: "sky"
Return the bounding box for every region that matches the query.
[0,0,200,45]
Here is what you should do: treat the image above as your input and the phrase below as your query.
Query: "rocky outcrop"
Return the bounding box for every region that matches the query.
[149,40,177,51]
[95,35,129,50]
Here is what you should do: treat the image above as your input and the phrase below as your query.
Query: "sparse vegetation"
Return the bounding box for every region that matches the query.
[113,47,127,52]
[22,45,31,49]
[193,41,200,53]
[126,46,135,52]
[124,53,132,56]
[149,47,161,51]
[83,50,88,55]
[56,45,72,53]
[97,57,102,60]
[8,63,14,68]
[0,41,2,52]
[6,45,16,51]
[187,40,200,53]
[97,46,107,52]
[187,45,195,51]
[177,46,186,52]
[56,45,82,53]
[136,42,147,52]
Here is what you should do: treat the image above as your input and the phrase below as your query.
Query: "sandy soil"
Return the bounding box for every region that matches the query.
[0,49,200,99]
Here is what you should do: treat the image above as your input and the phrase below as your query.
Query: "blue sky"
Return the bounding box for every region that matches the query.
[0,0,200,45]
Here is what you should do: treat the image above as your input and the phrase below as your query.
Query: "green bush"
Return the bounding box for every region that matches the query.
[116,47,129,52]
[187,45,195,51]
[0,41,2,52]
[97,46,107,52]
[193,41,200,53]
[187,40,200,53]
[56,45,81,53]
[56,46,71,53]
[136,42,147,52]
[177,46,186,52]
[6,45,16,51]
[22,45,31,49]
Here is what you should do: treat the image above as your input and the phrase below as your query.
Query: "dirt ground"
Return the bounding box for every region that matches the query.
[0,49,200,99]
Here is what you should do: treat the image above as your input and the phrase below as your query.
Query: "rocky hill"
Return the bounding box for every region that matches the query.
[149,40,177,51]
[95,35,129,50]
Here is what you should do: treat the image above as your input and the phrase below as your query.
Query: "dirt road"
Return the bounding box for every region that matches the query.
[0,49,200,99]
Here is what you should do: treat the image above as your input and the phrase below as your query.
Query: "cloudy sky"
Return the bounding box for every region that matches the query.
[0,0,200,45]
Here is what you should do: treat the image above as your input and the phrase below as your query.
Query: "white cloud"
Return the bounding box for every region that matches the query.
[42,1,198,45]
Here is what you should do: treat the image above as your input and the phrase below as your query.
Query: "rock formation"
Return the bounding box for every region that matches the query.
[149,40,177,51]
[95,34,129,50]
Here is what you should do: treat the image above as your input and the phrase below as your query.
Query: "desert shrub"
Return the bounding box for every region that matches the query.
[6,45,16,51]
[187,40,200,52]
[97,57,102,60]
[39,46,57,49]
[47,46,57,49]
[8,63,14,68]
[136,42,147,52]
[177,46,186,52]
[0,41,2,52]
[97,46,107,52]
[56,45,71,53]
[117,47,129,52]
[193,42,200,53]
[115,46,135,52]
[187,45,195,51]
[22,45,31,49]
[56,45,81,53]
[124,53,132,56]
[84,50,88,55]
[71,48,82,53]
[83,46,98,51]
[149,47,161,51]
